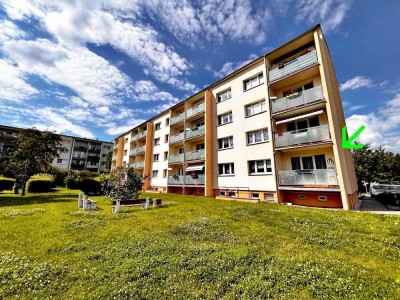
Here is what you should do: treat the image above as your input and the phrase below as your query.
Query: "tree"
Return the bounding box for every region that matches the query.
[102,165,142,201]
[102,150,113,174]
[9,128,62,196]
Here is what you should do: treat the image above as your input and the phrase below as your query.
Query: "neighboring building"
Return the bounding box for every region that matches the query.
[111,24,358,210]
[0,125,112,173]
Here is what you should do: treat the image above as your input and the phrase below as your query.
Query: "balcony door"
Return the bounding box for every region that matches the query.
[291,154,326,170]
[287,116,320,133]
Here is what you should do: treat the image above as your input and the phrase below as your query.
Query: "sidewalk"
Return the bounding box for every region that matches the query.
[357,197,400,215]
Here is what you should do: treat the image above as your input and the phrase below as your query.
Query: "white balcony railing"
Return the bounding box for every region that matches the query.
[170,132,184,144]
[168,175,184,185]
[169,153,184,163]
[112,155,117,160]
[185,149,205,161]
[135,161,144,168]
[185,174,205,185]
[137,146,145,153]
[131,135,137,142]
[186,102,205,118]
[278,169,338,186]
[129,148,136,156]
[138,130,147,139]
[185,125,205,139]
[269,50,318,83]
[272,86,324,114]
[275,124,330,148]
[171,112,185,125]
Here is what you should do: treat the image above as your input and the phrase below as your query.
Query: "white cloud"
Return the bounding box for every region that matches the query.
[347,104,366,112]
[132,81,179,102]
[0,59,39,102]
[340,76,373,91]
[213,54,258,78]
[104,120,147,136]
[346,93,400,153]
[0,18,26,43]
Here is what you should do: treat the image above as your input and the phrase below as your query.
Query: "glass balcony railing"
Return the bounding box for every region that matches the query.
[275,124,330,148]
[169,153,184,163]
[131,135,137,142]
[135,161,144,168]
[171,112,185,125]
[186,102,205,118]
[129,148,136,156]
[168,175,184,185]
[138,131,147,139]
[112,155,117,160]
[185,174,205,185]
[272,86,323,114]
[137,146,145,153]
[278,169,338,186]
[185,125,205,139]
[185,149,205,161]
[269,50,318,83]
[170,132,184,144]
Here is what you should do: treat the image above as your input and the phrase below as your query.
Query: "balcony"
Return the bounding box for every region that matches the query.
[185,149,205,161]
[135,161,144,168]
[185,125,205,139]
[131,135,137,142]
[275,125,330,148]
[185,174,205,185]
[129,148,136,156]
[113,144,119,150]
[169,153,184,163]
[170,132,184,144]
[272,86,324,114]
[171,112,185,125]
[278,169,338,186]
[137,146,145,154]
[269,50,318,83]
[186,102,205,119]
[112,155,117,160]
[168,175,184,185]
[138,130,147,140]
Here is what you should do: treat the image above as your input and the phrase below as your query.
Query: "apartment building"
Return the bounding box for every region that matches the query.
[0,125,112,173]
[112,24,358,210]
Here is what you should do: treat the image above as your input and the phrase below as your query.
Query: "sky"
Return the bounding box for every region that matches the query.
[0,0,399,152]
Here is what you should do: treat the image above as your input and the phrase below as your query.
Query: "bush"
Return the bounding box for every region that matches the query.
[65,171,104,195]
[26,175,55,193]
[80,177,102,195]
[0,176,15,192]
[46,166,69,187]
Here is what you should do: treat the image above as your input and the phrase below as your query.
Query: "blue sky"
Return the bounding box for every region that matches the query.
[0,0,399,152]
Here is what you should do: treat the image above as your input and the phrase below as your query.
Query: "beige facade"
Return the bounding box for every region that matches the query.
[111,25,358,210]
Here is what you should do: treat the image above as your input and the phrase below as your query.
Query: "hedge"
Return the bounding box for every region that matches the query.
[26,175,55,193]
[66,175,104,195]
[0,176,15,192]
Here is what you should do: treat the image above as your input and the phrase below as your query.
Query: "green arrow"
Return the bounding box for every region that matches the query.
[342,125,366,149]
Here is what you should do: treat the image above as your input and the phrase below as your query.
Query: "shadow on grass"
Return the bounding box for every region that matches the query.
[0,192,75,207]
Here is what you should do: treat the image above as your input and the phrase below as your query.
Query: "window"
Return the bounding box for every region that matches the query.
[154,138,160,146]
[123,149,127,155]
[62,140,71,145]
[251,193,260,199]
[298,195,307,200]
[291,154,327,170]
[217,89,232,103]
[217,111,233,126]
[248,159,272,175]
[196,143,205,150]
[246,100,266,117]
[155,122,161,131]
[247,128,268,145]
[264,194,274,201]
[318,195,327,201]
[153,154,159,162]
[164,151,168,160]
[244,73,263,91]
[218,163,235,175]
[163,169,168,178]
[165,134,169,143]
[57,159,67,164]
[124,137,128,143]
[287,116,319,132]
[315,154,327,169]
[165,118,170,126]
[178,168,184,176]
[218,136,233,150]
[152,170,158,178]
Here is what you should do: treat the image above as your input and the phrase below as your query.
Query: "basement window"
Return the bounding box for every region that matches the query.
[298,195,307,200]
[264,194,274,201]
[251,193,260,199]
[318,195,328,201]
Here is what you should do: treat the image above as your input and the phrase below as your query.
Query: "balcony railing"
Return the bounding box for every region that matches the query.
[169,153,184,163]
[112,155,117,160]
[269,50,318,83]
[170,132,184,144]
[168,175,184,185]
[275,124,330,148]
[278,169,338,186]
[186,102,205,118]
[137,146,145,153]
[131,135,137,142]
[185,149,205,161]
[185,174,205,185]
[171,112,185,125]
[272,86,324,114]
[129,148,136,156]
[135,161,144,168]
[185,125,205,139]
[138,131,147,140]
[113,144,119,150]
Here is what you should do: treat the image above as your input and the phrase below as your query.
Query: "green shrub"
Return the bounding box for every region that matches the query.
[26,175,55,193]
[0,176,15,192]
[46,166,69,187]
[80,177,102,195]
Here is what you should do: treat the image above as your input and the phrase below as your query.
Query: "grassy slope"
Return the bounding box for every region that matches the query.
[0,189,399,299]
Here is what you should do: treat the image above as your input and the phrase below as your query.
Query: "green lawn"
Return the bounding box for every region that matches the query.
[0,189,399,299]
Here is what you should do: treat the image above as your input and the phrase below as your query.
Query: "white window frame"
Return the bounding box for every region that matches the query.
[154,138,160,146]
[248,159,272,175]
[217,89,232,103]
[218,163,235,176]
[155,122,161,131]
[153,153,159,162]
[152,170,158,178]
[218,136,234,150]
[164,151,168,160]
[217,111,233,126]
[165,134,169,143]
[163,169,168,178]
[244,73,263,91]
[251,193,260,199]
[247,128,268,145]
[165,118,170,126]
[245,100,266,117]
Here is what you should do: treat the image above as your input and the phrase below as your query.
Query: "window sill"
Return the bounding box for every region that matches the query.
[245,110,267,118]
[218,147,234,151]
[247,140,269,146]
[249,173,273,176]
[216,121,233,127]
[243,82,264,92]
[216,97,232,104]
[218,174,235,177]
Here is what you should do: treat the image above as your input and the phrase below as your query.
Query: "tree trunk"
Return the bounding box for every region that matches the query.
[21,181,26,196]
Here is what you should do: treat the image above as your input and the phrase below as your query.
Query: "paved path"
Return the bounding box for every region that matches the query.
[358,197,400,215]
